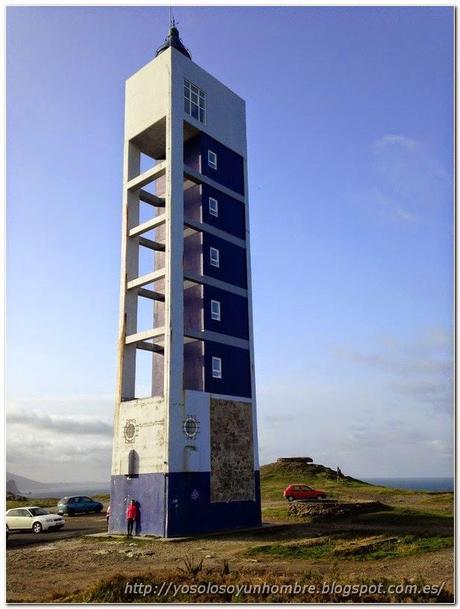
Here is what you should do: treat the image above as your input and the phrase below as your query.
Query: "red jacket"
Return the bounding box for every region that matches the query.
[126,503,138,520]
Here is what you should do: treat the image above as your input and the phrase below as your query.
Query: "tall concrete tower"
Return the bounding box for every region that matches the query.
[109,25,261,537]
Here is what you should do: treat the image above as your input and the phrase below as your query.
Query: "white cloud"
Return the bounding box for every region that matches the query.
[366,134,451,223]
[374,134,417,151]
[6,397,114,483]
[335,328,453,414]
[7,406,112,436]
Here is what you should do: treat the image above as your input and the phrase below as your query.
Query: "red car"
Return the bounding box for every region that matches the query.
[283,484,327,502]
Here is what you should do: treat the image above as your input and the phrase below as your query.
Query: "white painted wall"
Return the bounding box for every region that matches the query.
[111,397,167,475]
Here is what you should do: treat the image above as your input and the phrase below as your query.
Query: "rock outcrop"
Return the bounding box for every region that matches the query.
[289,500,388,521]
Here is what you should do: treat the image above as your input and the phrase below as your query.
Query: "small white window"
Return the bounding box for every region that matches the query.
[209,197,218,217]
[210,247,220,268]
[211,299,221,321]
[212,356,222,379]
[208,150,217,170]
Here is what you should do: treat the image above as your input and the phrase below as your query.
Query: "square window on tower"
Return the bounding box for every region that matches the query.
[184,79,206,123]
[211,299,221,321]
[212,356,222,379]
[209,197,218,217]
[210,247,220,268]
[208,150,217,170]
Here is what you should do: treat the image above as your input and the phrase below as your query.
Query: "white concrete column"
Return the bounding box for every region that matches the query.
[117,141,140,402]
[164,50,185,467]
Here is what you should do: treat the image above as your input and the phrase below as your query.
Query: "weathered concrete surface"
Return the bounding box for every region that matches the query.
[210,398,254,503]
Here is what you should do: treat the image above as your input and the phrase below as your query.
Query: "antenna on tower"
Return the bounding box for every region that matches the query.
[169,6,177,28]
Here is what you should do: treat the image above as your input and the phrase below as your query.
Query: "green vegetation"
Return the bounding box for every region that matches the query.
[247,533,453,562]
[6,497,58,510]
[259,461,453,527]
[62,571,454,603]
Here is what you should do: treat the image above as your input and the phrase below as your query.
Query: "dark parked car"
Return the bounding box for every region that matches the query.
[57,496,103,516]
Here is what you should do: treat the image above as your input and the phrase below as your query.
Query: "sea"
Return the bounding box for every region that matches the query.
[23,479,455,498]
[362,477,454,492]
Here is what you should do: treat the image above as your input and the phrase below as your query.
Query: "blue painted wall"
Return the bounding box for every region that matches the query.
[184,133,245,196]
[203,284,249,340]
[204,340,252,398]
[166,471,261,537]
[203,233,247,289]
[109,473,166,536]
[184,176,245,240]
[202,184,246,239]
[109,471,261,537]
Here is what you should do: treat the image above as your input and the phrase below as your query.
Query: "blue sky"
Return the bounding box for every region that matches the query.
[6,6,453,482]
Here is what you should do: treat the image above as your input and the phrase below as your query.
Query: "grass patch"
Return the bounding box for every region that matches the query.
[6,497,58,510]
[345,507,453,529]
[247,532,453,562]
[340,534,453,561]
[247,539,333,560]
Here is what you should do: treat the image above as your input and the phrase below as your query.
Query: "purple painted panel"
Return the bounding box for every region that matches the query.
[109,473,166,536]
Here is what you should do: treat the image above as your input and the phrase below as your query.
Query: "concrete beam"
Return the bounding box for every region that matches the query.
[184,271,248,298]
[125,327,165,345]
[137,341,165,354]
[184,328,250,350]
[127,161,166,191]
[127,269,166,290]
[139,236,166,251]
[139,189,165,207]
[129,214,166,238]
[184,165,245,204]
[184,216,246,248]
[138,288,166,302]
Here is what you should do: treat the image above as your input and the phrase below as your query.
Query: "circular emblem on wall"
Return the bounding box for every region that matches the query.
[191,489,200,501]
[123,419,137,444]
[183,416,200,439]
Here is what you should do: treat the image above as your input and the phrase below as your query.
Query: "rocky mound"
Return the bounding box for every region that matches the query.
[261,459,367,484]
[289,500,388,521]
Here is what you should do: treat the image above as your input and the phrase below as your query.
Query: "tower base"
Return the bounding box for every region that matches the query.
[109,471,261,538]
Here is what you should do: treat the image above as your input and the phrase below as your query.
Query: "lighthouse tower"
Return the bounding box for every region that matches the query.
[109,24,261,537]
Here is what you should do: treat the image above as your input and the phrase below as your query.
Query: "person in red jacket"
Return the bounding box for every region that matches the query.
[126,499,138,537]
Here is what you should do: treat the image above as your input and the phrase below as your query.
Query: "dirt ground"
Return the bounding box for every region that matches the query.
[6,516,454,603]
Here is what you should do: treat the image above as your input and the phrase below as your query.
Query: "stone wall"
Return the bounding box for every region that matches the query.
[210,398,254,502]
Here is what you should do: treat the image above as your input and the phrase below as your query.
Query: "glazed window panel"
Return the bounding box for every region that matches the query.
[209,196,218,217]
[184,79,206,124]
[211,299,221,321]
[212,356,222,379]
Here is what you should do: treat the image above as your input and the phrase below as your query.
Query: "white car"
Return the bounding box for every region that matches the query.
[6,506,65,534]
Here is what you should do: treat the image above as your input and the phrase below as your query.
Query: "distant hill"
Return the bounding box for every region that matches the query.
[261,459,367,485]
[6,472,48,492]
[6,472,108,493]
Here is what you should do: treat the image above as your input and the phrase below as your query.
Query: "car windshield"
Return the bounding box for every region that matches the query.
[28,508,49,516]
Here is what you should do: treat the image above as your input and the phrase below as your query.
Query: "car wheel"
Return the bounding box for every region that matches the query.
[95,506,102,513]
[32,522,43,534]
[68,509,75,516]
[287,496,295,502]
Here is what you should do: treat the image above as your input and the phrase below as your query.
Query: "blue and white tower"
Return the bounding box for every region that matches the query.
[109,25,261,537]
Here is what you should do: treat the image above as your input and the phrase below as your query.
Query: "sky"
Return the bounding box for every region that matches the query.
[6,6,454,483]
